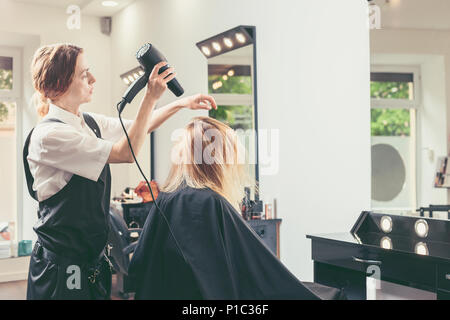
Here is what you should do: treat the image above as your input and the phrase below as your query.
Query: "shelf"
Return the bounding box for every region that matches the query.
[0,256,30,283]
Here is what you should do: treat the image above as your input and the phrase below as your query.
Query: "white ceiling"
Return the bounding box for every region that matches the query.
[372,0,450,30]
[12,0,135,16]
[11,0,450,28]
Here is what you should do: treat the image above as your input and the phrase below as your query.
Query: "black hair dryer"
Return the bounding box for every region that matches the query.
[118,43,184,114]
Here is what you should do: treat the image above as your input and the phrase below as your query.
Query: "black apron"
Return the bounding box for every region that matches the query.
[23,113,112,300]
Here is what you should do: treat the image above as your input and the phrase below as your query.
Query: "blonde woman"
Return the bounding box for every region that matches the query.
[129,117,344,300]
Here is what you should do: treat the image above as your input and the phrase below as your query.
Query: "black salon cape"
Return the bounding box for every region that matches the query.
[129,186,324,300]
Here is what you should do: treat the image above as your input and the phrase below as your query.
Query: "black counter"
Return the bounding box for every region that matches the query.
[307,212,450,300]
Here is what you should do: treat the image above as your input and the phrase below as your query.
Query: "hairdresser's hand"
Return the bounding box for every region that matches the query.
[177,94,218,111]
[145,61,176,101]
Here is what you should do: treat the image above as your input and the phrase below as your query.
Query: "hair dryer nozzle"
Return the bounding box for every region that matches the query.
[119,43,184,113]
[136,43,184,97]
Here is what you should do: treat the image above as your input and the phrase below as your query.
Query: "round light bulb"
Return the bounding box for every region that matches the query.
[415,242,429,256]
[223,37,233,48]
[138,70,145,76]
[127,75,134,82]
[222,75,228,81]
[380,236,393,250]
[415,219,429,238]
[201,46,211,56]
[380,216,393,233]
[212,42,221,52]
[235,33,246,44]
[123,78,130,85]
[133,73,139,79]
[227,69,235,77]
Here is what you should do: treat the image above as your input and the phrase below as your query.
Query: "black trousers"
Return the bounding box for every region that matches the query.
[26,243,112,300]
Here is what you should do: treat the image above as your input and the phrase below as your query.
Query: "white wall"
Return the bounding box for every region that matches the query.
[0,0,113,241]
[111,0,371,281]
[420,56,448,209]
[0,132,16,223]
[371,29,449,208]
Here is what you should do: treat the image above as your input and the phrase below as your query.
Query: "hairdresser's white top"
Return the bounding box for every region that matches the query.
[27,103,133,201]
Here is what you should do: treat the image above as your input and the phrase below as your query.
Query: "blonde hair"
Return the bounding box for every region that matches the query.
[162,116,254,210]
[30,43,83,117]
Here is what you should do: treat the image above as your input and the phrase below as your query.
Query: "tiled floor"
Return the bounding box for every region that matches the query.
[0,274,131,300]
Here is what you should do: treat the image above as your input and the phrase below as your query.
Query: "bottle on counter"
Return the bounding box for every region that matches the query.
[9,221,17,258]
[265,203,273,220]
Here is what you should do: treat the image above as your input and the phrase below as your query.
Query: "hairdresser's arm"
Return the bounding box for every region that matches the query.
[108,62,176,163]
[146,94,218,133]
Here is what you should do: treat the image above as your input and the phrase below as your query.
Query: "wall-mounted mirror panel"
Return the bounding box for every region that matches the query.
[197,26,259,197]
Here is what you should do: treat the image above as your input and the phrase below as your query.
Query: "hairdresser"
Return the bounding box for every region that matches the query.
[23,43,217,300]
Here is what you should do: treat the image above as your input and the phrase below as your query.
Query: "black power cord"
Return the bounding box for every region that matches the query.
[116,100,188,264]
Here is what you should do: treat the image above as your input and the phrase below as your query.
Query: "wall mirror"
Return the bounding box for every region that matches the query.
[196,25,259,197]
[370,0,450,220]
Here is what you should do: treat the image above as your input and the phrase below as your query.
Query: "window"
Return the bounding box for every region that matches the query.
[370,66,419,212]
[0,48,21,253]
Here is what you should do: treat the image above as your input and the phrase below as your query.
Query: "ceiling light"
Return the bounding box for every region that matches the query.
[222,75,228,81]
[380,216,393,233]
[127,75,134,82]
[123,78,130,85]
[415,219,429,238]
[201,46,211,56]
[235,32,246,44]
[133,73,139,79]
[212,42,221,52]
[227,69,235,77]
[223,37,233,48]
[102,1,119,7]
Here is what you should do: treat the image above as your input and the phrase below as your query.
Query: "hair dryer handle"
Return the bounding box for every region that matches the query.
[167,78,184,97]
[158,64,184,97]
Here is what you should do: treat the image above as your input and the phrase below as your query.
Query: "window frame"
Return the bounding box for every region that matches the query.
[370,65,421,212]
[0,46,22,242]
[0,47,21,100]
[370,65,421,109]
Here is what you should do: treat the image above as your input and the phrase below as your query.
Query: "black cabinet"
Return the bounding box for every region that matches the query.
[247,219,282,258]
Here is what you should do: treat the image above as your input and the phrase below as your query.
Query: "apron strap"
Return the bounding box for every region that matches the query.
[23,113,103,201]
[23,118,63,201]
[82,112,102,139]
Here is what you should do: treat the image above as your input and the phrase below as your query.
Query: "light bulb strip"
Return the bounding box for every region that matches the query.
[120,66,145,86]
[196,25,255,59]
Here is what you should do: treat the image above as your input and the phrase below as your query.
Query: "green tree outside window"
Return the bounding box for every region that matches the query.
[208,75,252,94]
[371,81,412,136]
[0,68,13,124]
